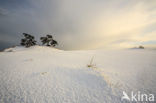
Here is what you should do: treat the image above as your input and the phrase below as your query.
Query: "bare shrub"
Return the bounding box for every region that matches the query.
[87,56,96,68]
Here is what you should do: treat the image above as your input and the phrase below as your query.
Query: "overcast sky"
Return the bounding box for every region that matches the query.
[0,0,156,50]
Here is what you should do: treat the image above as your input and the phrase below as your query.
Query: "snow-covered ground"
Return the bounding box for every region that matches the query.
[0,46,156,103]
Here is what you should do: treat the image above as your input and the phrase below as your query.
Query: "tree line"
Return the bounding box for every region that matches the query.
[21,33,58,47]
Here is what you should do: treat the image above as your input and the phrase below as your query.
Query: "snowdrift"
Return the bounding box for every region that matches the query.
[0,46,156,103]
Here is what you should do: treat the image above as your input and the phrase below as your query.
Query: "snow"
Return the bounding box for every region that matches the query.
[0,46,156,103]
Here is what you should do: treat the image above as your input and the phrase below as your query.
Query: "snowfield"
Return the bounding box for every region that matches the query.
[0,46,156,103]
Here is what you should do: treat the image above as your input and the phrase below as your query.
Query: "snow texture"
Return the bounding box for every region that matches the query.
[0,46,156,103]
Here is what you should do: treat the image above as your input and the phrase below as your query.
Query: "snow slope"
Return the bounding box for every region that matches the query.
[0,46,156,103]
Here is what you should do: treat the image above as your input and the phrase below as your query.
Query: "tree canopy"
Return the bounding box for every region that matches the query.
[20,33,36,47]
[40,34,58,47]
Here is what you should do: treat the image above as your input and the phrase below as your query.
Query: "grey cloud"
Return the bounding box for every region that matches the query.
[0,8,9,16]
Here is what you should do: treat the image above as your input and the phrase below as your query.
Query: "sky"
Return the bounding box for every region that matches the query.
[0,0,156,50]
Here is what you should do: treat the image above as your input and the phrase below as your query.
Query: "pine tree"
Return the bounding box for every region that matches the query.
[40,34,58,47]
[20,33,36,47]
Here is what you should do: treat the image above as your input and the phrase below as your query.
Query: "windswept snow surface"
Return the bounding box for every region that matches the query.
[0,46,156,103]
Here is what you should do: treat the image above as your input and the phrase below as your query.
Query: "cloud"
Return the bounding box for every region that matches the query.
[0,8,9,16]
[0,0,156,50]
